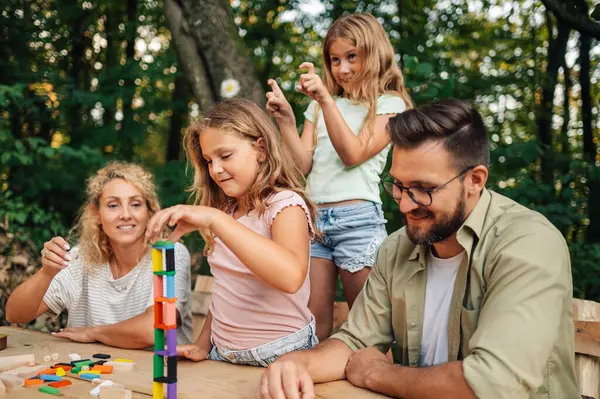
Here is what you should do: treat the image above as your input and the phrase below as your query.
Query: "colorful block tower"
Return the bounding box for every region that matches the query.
[152,241,177,399]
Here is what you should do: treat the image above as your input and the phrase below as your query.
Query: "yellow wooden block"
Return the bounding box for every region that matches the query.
[79,370,101,375]
[114,358,134,363]
[152,381,164,399]
[152,249,163,272]
[55,367,66,377]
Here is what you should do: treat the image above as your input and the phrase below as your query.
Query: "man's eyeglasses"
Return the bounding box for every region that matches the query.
[381,166,475,207]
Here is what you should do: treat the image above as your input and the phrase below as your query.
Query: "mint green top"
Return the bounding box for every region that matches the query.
[304,94,406,204]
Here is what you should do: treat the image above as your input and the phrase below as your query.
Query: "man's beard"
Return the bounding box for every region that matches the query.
[402,193,466,246]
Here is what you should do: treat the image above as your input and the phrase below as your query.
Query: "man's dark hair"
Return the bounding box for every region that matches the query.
[387,99,490,171]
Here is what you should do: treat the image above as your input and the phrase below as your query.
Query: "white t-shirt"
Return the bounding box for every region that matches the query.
[43,242,193,344]
[303,94,406,204]
[419,249,465,367]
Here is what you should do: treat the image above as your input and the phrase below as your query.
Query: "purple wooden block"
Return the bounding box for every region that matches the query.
[167,383,177,399]
[155,350,177,357]
[167,328,176,350]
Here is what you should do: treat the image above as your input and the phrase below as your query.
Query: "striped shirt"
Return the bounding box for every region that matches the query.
[43,242,193,344]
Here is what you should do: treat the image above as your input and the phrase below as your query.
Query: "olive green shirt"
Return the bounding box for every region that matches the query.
[332,189,579,398]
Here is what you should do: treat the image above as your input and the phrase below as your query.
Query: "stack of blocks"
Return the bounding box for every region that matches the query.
[152,241,177,399]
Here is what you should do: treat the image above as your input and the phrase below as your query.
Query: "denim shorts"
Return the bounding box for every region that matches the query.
[208,317,318,367]
[311,201,387,273]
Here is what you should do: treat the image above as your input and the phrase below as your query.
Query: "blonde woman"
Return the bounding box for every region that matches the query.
[146,99,318,367]
[266,12,412,340]
[6,162,193,348]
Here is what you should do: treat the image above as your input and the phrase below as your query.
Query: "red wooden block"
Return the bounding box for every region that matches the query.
[48,379,72,388]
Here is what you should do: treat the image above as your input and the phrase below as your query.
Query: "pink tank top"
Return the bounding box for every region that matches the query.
[208,190,315,349]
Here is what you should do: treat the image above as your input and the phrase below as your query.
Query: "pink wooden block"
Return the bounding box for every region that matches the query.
[154,275,163,298]
[163,302,176,326]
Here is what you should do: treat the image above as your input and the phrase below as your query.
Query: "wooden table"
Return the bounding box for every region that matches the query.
[0,327,388,398]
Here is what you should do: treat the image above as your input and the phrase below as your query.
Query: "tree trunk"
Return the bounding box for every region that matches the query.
[163,0,215,110]
[66,5,88,146]
[177,0,265,105]
[102,5,121,134]
[166,74,190,161]
[580,30,599,243]
[536,13,570,186]
[120,0,139,159]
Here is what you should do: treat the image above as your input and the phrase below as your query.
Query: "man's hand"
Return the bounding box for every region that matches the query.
[53,326,97,343]
[345,347,391,389]
[257,359,314,399]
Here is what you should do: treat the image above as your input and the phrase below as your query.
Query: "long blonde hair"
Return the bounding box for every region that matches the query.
[184,99,318,255]
[316,13,413,142]
[70,161,162,268]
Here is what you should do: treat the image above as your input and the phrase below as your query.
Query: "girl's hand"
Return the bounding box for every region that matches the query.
[40,236,71,277]
[266,79,296,127]
[297,62,332,105]
[177,344,210,362]
[145,205,219,244]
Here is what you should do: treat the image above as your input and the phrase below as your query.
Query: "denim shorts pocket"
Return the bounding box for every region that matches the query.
[333,203,385,230]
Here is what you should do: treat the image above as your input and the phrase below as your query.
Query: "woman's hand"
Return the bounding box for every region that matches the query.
[40,236,72,277]
[177,344,210,362]
[297,62,333,106]
[266,79,296,128]
[145,205,221,243]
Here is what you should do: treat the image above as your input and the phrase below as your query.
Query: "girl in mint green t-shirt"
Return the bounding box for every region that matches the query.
[266,12,412,341]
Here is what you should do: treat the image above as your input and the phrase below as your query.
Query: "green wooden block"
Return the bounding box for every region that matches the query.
[71,367,81,374]
[155,329,165,350]
[153,270,176,276]
[39,386,61,395]
[153,354,164,379]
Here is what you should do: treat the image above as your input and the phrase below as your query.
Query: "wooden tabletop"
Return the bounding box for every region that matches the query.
[0,327,388,398]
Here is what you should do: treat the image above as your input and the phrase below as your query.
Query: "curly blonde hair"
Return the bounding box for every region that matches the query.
[315,13,413,143]
[70,161,162,268]
[184,99,318,255]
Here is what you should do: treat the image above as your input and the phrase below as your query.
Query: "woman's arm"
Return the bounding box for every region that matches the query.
[54,306,155,349]
[6,236,71,323]
[5,269,53,323]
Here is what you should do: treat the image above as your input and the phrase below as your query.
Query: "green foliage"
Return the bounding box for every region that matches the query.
[1,0,599,304]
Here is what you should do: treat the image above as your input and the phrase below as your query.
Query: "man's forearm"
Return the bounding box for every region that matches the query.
[367,361,477,399]
[282,338,354,384]
[92,308,154,349]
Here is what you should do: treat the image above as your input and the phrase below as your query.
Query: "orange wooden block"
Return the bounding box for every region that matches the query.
[48,379,72,388]
[53,365,72,372]
[24,379,44,386]
[37,369,56,376]
[153,323,176,330]
[91,365,113,374]
[154,302,163,325]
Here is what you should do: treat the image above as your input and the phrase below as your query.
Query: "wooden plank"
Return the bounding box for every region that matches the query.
[573,299,600,399]
[575,321,600,358]
[0,326,387,399]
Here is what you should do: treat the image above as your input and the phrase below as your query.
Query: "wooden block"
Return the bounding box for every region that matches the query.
[24,378,44,386]
[48,379,72,388]
[0,354,35,372]
[0,374,24,388]
[164,302,177,326]
[92,365,113,374]
[103,361,135,372]
[37,368,56,376]
[99,386,133,399]
[3,364,47,379]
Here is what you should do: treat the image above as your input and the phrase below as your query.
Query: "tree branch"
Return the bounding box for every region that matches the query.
[541,0,600,38]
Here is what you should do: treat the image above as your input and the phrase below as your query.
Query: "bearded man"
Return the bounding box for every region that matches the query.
[257,99,579,399]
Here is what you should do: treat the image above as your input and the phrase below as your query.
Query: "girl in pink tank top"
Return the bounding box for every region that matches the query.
[146,99,319,367]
